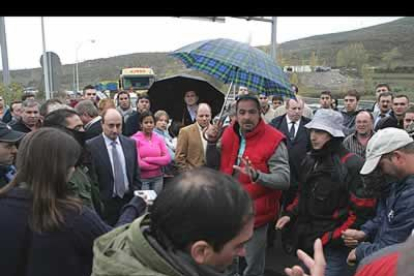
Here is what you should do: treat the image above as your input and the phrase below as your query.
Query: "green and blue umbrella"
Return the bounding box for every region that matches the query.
[171,38,294,98]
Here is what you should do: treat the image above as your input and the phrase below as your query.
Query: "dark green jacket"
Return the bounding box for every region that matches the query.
[92,215,183,276]
[68,166,102,213]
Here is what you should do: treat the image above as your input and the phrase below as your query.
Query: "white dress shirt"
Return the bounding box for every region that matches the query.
[102,134,130,196]
[286,116,301,138]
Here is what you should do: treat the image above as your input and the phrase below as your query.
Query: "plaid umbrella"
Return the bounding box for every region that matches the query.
[171,38,294,97]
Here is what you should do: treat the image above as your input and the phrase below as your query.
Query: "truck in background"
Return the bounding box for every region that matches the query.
[117,67,155,110]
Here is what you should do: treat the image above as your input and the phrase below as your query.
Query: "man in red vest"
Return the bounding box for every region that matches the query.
[206,94,290,276]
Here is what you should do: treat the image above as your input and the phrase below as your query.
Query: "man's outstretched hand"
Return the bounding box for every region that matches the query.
[284,239,326,276]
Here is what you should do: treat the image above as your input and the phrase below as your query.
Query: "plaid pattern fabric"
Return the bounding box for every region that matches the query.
[171,38,294,98]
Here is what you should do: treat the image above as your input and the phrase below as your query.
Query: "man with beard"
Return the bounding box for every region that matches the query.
[42,108,102,212]
[206,94,290,276]
[343,128,414,266]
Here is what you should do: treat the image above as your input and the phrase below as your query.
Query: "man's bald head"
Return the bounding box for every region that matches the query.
[101,108,123,140]
[196,103,212,128]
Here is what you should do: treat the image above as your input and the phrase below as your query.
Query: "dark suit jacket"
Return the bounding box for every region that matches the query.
[85,119,103,141]
[270,115,311,187]
[123,111,141,137]
[86,134,141,202]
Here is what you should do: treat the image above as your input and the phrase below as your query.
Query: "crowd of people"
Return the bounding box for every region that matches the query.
[0,82,413,276]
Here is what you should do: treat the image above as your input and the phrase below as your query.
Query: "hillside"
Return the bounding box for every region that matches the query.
[3,17,414,92]
[269,17,414,66]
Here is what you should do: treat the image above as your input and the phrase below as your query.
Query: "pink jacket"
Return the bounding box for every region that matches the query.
[131,131,171,179]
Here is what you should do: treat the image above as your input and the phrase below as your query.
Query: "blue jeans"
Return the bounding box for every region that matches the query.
[141,176,163,195]
[324,246,356,276]
[243,224,268,276]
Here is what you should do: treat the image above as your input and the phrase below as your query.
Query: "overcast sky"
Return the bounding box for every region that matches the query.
[0,16,403,70]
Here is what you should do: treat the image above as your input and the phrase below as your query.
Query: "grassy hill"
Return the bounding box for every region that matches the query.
[266,17,414,66]
[2,17,414,94]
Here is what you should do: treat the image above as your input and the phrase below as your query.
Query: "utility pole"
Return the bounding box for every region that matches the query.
[271,17,277,61]
[41,17,51,100]
[0,17,11,87]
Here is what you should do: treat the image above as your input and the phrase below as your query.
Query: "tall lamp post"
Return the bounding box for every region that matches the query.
[74,39,95,93]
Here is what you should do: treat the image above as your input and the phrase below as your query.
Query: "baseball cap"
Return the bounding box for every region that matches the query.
[0,123,25,143]
[360,128,414,175]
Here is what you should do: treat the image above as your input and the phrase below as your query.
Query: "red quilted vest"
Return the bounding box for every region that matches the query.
[220,119,286,228]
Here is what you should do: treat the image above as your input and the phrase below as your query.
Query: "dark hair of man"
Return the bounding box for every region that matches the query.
[356,110,374,122]
[346,89,360,101]
[43,109,80,129]
[150,167,254,252]
[154,110,170,123]
[139,111,155,124]
[320,90,332,98]
[0,128,82,233]
[117,91,130,99]
[83,85,95,93]
[39,98,63,117]
[138,94,150,101]
[21,93,35,101]
[379,91,394,101]
[394,94,410,103]
[236,94,260,112]
[375,83,391,91]
[272,95,284,102]
[10,100,22,113]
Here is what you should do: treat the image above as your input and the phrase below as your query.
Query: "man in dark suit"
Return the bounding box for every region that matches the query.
[270,98,311,208]
[270,98,311,251]
[75,99,102,141]
[86,108,142,225]
[123,95,151,136]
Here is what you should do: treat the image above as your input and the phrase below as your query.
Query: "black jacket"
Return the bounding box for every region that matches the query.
[270,115,311,206]
[284,139,376,254]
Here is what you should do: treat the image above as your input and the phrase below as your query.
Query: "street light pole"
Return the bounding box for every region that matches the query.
[75,39,95,92]
[41,17,51,100]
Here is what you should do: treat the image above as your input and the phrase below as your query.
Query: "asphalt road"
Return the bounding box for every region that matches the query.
[264,230,300,276]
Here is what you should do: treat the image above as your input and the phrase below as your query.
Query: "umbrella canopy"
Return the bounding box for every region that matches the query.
[171,38,294,97]
[148,74,224,122]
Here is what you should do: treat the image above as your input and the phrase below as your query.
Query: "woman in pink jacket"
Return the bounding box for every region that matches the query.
[131,111,171,194]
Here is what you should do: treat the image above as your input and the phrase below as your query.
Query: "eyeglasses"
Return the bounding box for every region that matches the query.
[404,119,414,123]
